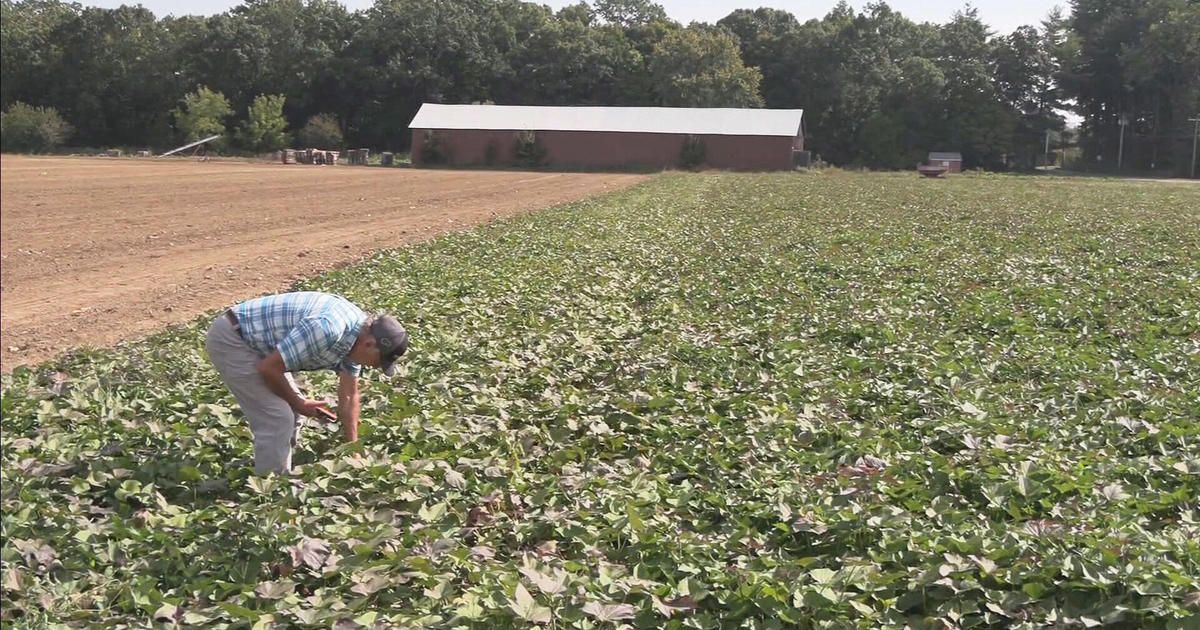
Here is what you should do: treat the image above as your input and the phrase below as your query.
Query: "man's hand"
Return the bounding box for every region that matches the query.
[293,398,334,419]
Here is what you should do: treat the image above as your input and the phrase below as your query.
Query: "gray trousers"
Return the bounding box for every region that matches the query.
[205,314,302,475]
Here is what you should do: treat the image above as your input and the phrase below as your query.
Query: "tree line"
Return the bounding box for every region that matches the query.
[1,0,1197,173]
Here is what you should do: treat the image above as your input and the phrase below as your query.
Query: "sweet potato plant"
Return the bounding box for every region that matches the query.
[2,172,1198,628]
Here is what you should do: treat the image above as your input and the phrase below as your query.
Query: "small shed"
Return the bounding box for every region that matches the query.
[408,104,805,171]
[928,152,963,173]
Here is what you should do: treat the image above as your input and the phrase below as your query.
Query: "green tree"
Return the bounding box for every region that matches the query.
[936,8,1013,168]
[595,0,666,29]
[649,26,763,107]
[14,4,184,147]
[1113,0,1199,174]
[760,2,941,165]
[1060,0,1199,173]
[0,101,72,152]
[5,0,1139,173]
[509,16,643,105]
[717,8,800,107]
[182,0,354,126]
[858,112,908,168]
[337,0,514,148]
[0,0,79,111]
[241,93,289,152]
[296,113,343,148]
[993,24,1064,167]
[174,86,232,144]
[555,2,594,25]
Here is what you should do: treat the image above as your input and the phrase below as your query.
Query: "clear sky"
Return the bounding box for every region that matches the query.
[82,0,1065,35]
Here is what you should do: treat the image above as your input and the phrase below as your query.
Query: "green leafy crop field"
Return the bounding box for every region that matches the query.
[2,172,1198,629]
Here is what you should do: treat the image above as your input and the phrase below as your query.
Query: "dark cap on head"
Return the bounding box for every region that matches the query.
[370,315,408,375]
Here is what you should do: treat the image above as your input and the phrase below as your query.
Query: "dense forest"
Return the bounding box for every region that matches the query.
[2,0,1197,173]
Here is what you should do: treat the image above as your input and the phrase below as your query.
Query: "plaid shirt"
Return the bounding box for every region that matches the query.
[232,292,367,375]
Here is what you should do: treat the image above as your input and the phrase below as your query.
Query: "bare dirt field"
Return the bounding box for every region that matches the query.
[1,155,647,369]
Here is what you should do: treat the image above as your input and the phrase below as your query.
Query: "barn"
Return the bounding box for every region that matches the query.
[408,103,805,171]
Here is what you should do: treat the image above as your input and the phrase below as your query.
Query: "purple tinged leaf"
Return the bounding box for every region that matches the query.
[2,568,23,593]
[289,537,330,571]
[582,601,638,621]
[350,576,390,596]
[651,595,697,617]
[13,540,58,572]
[470,546,496,560]
[152,603,183,623]
[444,469,466,489]
[255,580,295,600]
[1098,483,1129,501]
[519,566,567,595]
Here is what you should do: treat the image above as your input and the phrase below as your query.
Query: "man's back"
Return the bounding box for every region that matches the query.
[232,291,366,374]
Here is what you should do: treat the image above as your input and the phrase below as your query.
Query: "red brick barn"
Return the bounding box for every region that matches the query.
[408,104,805,171]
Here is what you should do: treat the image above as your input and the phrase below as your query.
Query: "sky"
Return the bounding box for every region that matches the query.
[82,0,1065,35]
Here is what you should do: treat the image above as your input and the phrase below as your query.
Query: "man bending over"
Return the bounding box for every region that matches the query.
[205,291,408,474]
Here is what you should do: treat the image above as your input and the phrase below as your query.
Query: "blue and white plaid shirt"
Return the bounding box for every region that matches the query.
[232,292,367,375]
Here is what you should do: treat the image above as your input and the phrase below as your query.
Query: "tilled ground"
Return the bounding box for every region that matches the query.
[0,155,647,369]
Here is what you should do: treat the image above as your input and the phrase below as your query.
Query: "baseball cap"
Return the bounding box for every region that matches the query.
[371,315,409,375]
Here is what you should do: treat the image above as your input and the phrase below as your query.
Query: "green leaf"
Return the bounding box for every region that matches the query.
[153,603,181,623]
[217,602,259,620]
[418,502,447,522]
[1022,582,1048,599]
[509,583,551,624]
[626,502,645,534]
[454,593,485,620]
[677,577,710,601]
[1016,474,1033,497]
[808,568,837,584]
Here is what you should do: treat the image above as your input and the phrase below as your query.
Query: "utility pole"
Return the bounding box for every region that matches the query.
[1118,115,1129,171]
[1190,115,1199,179]
[1044,129,1052,167]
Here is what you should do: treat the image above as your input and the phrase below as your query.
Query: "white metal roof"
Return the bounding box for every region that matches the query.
[409,103,804,137]
[929,152,963,161]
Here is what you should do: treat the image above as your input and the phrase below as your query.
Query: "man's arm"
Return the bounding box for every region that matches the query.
[257,351,327,417]
[336,371,361,442]
[258,351,305,409]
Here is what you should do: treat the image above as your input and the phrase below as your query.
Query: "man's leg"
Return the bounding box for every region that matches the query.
[205,315,302,475]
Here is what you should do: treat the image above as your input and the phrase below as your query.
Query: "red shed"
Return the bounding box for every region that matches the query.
[927,152,963,173]
[409,104,805,171]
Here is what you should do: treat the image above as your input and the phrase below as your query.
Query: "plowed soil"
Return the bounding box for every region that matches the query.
[0,156,647,369]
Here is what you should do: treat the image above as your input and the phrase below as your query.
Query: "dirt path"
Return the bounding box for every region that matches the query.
[0,156,647,369]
